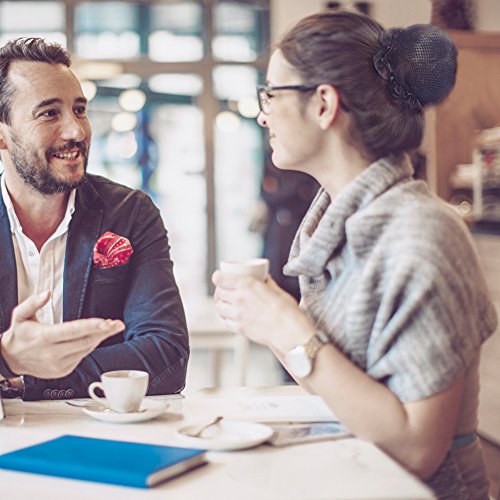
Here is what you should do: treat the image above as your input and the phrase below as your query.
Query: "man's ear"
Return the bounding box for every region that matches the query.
[316,84,342,131]
[0,124,8,149]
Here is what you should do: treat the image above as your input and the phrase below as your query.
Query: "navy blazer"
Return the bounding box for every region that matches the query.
[0,174,189,400]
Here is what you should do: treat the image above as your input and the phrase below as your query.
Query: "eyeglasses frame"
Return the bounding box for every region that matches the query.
[256,84,349,114]
[256,84,318,114]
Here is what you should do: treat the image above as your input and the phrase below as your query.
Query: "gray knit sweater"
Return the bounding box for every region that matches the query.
[284,155,496,499]
[285,155,495,401]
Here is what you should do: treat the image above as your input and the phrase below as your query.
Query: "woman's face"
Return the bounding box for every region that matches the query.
[257,50,322,172]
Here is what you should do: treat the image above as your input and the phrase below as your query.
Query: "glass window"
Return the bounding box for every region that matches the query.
[86,94,142,187]
[149,73,204,96]
[213,2,266,62]
[0,1,66,46]
[150,104,207,300]
[85,73,207,301]
[213,64,258,100]
[74,2,141,59]
[213,64,263,262]
[98,73,142,90]
[215,115,263,262]
[149,2,203,62]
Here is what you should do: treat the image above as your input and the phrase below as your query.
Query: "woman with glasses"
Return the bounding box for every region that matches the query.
[213,10,495,499]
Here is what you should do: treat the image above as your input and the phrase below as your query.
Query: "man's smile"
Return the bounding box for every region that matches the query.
[52,150,80,160]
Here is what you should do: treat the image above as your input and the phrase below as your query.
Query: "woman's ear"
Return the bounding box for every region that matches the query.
[316,84,341,130]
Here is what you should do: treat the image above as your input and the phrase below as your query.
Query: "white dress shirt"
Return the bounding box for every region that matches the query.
[1,175,75,325]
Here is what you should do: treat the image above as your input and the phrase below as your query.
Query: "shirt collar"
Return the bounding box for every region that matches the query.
[0,173,76,235]
[1,173,21,234]
[58,188,76,234]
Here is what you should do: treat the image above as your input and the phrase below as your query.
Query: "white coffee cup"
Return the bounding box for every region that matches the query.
[220,258,269,281]
[88,370,149,413]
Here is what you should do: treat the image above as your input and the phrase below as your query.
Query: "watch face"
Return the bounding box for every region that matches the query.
[285,346,312,378]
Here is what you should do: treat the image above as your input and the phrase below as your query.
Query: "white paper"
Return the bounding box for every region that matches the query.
[185,395,338,423]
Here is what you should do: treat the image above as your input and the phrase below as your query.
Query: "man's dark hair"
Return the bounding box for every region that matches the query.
[0,37,71,124]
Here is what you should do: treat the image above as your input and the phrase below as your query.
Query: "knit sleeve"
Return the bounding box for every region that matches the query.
[354,217,497,402]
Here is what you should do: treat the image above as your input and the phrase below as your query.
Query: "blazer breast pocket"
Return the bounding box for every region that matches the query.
[91,264,129,284]
[84,265,130,319]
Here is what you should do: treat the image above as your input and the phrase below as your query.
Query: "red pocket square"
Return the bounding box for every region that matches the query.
[93,231,134,269]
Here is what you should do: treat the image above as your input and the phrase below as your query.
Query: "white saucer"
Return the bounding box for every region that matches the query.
[82,399,168,423]
[176,420,273,451]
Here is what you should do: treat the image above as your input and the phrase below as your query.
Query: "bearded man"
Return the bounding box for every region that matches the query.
[0,38,188,401]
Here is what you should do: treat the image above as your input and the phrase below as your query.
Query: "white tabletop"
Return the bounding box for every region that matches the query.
[0,386,434,499]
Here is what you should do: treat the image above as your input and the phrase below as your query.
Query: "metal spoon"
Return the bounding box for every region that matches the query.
[65,401,147,413]
[65,401,100,409]
[181,415,224,437]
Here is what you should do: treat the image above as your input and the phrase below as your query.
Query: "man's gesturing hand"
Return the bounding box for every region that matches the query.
[0,291,125,379]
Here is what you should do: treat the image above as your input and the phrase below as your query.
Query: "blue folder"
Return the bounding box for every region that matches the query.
[0,435,207,488]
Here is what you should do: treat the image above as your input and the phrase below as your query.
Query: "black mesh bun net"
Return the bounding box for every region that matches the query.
[373,24,458,109]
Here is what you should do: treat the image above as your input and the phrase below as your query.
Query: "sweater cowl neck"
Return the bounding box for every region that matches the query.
[285,155,414,277]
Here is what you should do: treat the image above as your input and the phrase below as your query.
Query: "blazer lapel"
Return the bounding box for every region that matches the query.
[0,192,17,333]
[63,180,103,321]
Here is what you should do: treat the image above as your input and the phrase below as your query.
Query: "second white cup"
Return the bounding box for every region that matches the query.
[88,370,149,413]
[220,258,269,281]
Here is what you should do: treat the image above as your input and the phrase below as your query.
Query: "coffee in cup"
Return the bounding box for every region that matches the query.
[88,370,149,413]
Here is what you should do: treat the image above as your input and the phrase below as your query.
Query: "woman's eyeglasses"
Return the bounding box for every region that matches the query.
[256,84,349,114]
[256,84,318,114]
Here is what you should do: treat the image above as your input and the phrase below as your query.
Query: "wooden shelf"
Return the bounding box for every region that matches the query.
[473,234,500,447]
[423,31,500,201]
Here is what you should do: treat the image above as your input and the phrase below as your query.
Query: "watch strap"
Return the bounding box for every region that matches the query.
[0,376,24,398]
[304,330,329,360]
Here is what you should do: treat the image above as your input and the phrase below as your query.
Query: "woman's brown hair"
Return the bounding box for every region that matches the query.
[277,11,456,161]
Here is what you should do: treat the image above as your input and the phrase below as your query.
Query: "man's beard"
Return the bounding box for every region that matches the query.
[10,135,89,195]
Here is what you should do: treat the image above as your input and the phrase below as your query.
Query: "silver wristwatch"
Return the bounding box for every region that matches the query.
[284,330,329,378]
[0,376,24,398]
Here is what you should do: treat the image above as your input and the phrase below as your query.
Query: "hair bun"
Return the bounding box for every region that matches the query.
[373,24,457,108]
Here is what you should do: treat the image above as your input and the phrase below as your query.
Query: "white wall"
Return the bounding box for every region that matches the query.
[271,0,499,42]
[475,0,500,32]
[373,0,430,28]
[270,0,324,41]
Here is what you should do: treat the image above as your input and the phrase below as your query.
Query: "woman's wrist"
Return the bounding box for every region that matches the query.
[271,315,317,355]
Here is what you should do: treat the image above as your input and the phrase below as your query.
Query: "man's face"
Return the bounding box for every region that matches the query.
[0,60,91,195]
